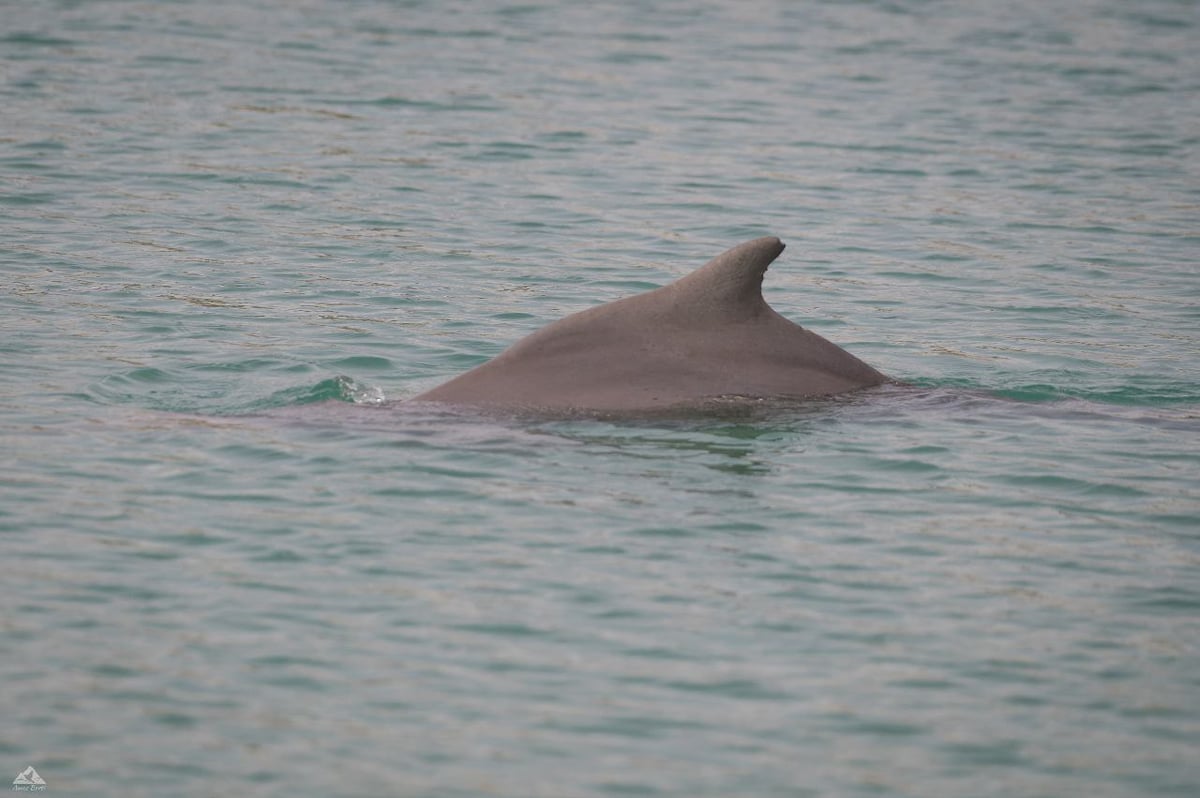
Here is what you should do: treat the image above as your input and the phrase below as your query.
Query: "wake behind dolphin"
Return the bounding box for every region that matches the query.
[416,238,888,413]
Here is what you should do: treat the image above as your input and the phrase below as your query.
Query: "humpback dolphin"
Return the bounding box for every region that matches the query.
[415,237,887,412]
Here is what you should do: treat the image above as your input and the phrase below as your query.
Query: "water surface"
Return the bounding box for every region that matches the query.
[3,1,1198,795]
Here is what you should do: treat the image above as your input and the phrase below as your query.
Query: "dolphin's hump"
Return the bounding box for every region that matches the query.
[662,236,785,322]
[493,236,787,352]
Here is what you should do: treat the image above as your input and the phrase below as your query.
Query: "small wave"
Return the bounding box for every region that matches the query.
[91,367,385,415]
[993,383,1199,406]
[908,377,1200,407]
[245,376,386,412]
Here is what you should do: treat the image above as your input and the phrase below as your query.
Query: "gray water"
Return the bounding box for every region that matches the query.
[3,0,1199,795]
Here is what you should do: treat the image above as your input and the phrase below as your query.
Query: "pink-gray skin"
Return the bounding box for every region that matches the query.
[415,237,888,413]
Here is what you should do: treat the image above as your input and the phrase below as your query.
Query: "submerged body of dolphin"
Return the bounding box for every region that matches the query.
[416,237,887,412]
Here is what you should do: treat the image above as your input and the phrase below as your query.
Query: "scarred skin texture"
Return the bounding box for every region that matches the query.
[415,237,888,413]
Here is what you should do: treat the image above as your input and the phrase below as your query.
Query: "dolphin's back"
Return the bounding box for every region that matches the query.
[415,238,886,411]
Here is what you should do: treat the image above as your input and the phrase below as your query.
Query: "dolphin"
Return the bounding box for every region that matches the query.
[415,237,888,412]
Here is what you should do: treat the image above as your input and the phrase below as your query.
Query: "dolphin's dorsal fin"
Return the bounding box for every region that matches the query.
[665,237,785,320]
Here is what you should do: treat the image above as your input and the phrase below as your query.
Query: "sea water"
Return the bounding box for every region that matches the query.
[2,1,1198,795]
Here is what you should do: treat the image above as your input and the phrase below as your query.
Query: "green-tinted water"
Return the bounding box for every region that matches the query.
[3,1,1198,795]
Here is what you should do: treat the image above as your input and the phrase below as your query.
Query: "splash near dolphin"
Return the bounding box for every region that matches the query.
[416,237,887,412]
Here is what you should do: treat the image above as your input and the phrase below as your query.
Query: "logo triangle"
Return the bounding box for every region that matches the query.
[13,766,46,786]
